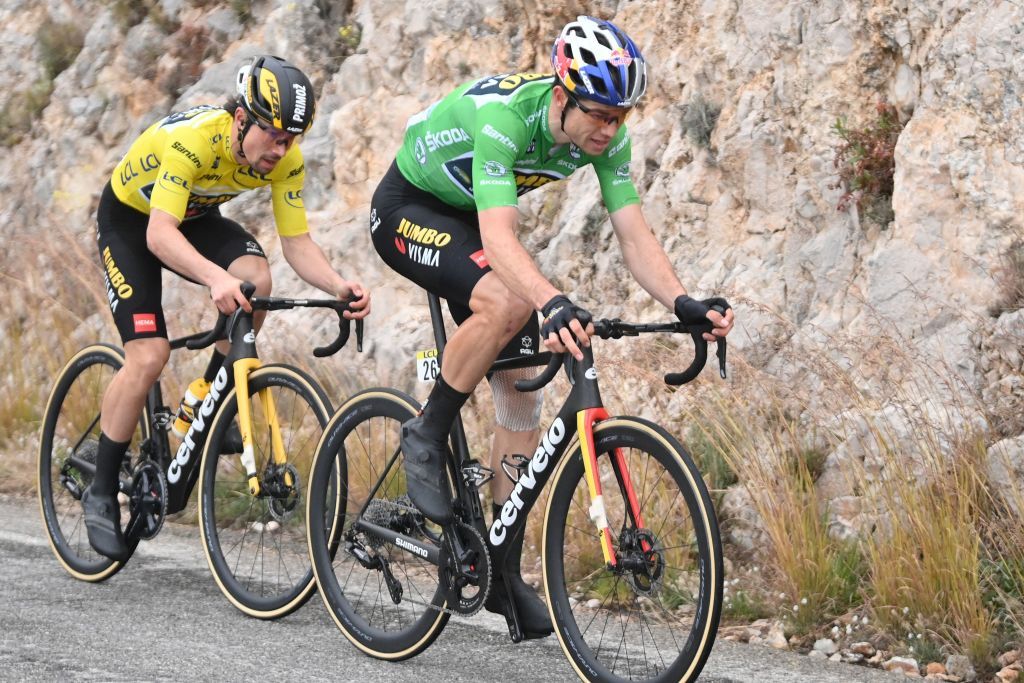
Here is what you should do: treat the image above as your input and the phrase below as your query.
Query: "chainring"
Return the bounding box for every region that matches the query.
[438,522,491,616]
[128,460,168,540]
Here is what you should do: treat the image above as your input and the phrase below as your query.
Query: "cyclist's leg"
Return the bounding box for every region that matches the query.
[370,162,532,523]
[90,183,171,559]
[474,370,552,634]
[175,215,269,451]
[476,337,552,637]
[179,212,270,357]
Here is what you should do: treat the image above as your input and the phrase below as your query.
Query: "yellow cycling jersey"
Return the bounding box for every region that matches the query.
[110,105,308,236]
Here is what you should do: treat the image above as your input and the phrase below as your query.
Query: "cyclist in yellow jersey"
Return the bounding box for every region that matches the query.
[83,55,370,560]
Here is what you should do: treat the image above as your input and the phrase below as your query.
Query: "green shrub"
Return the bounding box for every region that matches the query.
[992,239,1024,314]
[830,101,903,222]
[0,79,54,146]
[680,93,721,149]
[37,18,85,80]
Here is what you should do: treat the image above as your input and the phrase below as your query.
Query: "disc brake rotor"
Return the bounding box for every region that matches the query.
[266,463,301,522]
[622,528,665,596]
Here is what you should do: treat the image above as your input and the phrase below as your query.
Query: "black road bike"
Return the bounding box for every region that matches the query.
[39,283,361,619]
[306,293,726,682]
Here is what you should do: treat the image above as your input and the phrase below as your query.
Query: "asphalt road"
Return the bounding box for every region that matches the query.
[0,495,906,682]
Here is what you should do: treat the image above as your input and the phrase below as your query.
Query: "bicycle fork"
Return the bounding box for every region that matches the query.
[577,408,649,568]
[232,358,290,496]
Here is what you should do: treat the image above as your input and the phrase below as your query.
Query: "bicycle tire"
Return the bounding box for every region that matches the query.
[543,417,723,683]
[198,364,332,619]
[307,388,451,660]
[38,344,147,581]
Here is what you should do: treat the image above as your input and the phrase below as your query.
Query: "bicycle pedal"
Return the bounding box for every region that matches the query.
[461,460,494,487]
[153,408,174,431]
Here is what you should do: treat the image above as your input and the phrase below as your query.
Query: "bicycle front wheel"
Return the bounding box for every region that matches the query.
[543,417,723,683]
[307,388,450,660]
[198,364,332,619]
[38,344,147,581]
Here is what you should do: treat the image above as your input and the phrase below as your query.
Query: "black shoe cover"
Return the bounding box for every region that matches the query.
[82,487,131,562]
[485,574,554,639]
[400,416,453,525]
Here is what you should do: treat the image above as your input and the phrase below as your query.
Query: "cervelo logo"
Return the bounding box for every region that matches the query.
[395,536,428,558]
[489,418,566,545]
[168,366,229,484]
[481,124,518,153]
[292,83,308,122]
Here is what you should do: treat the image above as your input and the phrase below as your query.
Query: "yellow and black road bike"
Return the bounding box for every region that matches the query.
[39,282,361,619]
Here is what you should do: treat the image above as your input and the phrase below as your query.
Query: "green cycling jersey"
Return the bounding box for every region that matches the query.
[395,72,640,214]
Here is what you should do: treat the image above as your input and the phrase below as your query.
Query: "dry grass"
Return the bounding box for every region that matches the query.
[5,240,1023,669]
[563,304,1023,669]
[0,222,363,497]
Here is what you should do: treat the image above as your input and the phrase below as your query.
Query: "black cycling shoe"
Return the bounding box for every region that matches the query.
[81,487,131,562]
[400,415,453,525]
[485,507,553,639]
[485,575,554,639]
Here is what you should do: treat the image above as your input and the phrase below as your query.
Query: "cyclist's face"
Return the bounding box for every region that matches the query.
[236,111,299,173]
[557,90,630,155]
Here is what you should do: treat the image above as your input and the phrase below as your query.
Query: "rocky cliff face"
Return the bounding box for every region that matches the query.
[3,1,1022,527]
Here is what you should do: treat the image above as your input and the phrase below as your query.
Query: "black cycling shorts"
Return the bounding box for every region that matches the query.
[370,160,539,361]
[96,181,267,343]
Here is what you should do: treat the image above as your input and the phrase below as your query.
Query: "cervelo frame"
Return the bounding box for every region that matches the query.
[63,283,361,531]
[349,293,725,641]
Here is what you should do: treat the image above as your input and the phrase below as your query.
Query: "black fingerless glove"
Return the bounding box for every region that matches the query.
[674,295,732,326]
[541,295,592,339]
[673,295,710,325]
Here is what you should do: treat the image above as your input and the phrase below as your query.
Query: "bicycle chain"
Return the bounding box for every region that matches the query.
[355,499,492,617]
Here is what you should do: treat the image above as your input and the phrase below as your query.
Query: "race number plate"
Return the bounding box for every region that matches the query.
[415,349,440,382]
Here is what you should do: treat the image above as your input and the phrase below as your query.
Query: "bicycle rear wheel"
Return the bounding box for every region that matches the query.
[198,364,332,619]
[543,417,723,683]
[307,388,450,660]
[38,344,147,580]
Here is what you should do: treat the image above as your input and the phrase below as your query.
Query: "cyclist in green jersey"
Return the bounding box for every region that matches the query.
[83,55,370,560]
[370,16,734,637]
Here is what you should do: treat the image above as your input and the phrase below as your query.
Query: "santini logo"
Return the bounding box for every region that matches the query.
[168,366,229,484]
[395,536,428,558]
[489,418,566,545]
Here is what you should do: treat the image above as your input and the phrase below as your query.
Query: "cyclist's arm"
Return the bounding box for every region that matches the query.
[145,208,249,313]
[609,203,733,337]
[608,204,686,308]
[280,232,370,318]
[478,206,559,310]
